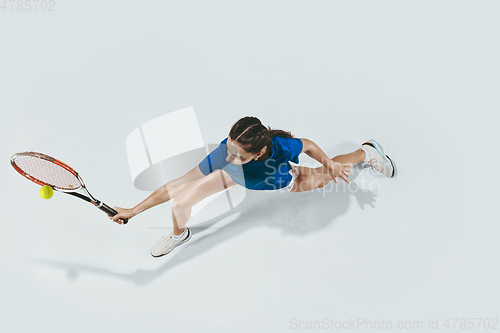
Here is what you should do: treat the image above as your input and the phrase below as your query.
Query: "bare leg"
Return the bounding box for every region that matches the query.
[291,148,366,192]
[170,170,237,235]
[172,206,191,235]
[331,148,365,165]
[120,166,208,220]
[164,180,198,201]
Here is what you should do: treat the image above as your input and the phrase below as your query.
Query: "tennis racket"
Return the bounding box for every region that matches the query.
[11,151,128,224]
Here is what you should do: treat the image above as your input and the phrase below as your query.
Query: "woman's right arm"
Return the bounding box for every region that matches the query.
[110,165,206,224]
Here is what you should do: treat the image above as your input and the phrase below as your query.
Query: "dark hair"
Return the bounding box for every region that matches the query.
[228,116,295,154]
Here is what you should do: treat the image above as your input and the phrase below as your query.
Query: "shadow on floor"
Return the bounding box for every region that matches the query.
[32,162,381,286]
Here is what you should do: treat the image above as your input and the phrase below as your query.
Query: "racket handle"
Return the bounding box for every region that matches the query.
[98,202,129,224]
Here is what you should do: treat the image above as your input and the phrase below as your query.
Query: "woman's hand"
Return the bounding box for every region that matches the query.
[326,161,353,184]
[109,207,135,225]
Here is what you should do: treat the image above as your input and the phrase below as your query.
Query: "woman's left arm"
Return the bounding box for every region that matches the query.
[298,138,352,184]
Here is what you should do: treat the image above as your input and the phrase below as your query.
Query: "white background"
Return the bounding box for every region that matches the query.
[0,1,498,332]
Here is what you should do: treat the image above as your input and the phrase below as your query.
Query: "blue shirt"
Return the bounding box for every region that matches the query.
[198,136,303,190]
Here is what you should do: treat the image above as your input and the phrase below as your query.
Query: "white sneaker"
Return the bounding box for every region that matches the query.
[361,139,397,178]
[150,228,192,257]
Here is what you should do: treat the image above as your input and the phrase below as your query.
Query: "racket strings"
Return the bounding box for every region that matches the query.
[14,155,81,190]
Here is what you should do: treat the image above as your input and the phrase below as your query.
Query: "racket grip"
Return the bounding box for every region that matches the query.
[99,202,129,224]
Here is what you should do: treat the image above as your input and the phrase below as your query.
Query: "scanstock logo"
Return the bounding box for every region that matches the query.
[125,106,246,223]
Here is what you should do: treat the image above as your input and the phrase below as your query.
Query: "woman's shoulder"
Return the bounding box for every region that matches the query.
[273,135,301,150]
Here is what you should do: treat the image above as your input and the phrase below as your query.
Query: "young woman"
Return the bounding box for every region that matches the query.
[110,116,397,257]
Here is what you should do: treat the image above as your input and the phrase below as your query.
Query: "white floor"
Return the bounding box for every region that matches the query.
[1,1,498,332]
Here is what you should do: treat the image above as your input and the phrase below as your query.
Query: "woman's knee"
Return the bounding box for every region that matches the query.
[171,196,190,212]
[171,181,204,211]
[171,170,235,209]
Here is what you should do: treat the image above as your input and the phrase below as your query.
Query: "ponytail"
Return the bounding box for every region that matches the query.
[228,116,295,154]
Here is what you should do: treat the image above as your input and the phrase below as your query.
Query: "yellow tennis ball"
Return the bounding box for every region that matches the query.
[39,185,54,199]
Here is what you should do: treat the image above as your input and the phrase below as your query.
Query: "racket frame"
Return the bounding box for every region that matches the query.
[10,152,128,224]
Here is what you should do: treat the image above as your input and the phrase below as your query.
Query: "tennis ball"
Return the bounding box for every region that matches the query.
[39,185,54,199]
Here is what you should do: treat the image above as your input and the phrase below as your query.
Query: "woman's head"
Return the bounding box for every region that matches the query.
[226,116,294,165]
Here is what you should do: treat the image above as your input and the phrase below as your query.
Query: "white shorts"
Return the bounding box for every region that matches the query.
[278,164,300,192]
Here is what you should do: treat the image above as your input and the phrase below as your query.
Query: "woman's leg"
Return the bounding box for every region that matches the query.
[163,180,200,201]
[331,148,365,165]
[290,148,366,193]
[162,165,209,201]
[171,169,238,235]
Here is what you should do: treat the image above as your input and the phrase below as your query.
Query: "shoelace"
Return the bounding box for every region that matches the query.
[159,234,173,247]
[366,157,383,173]
[160,231,187,247]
